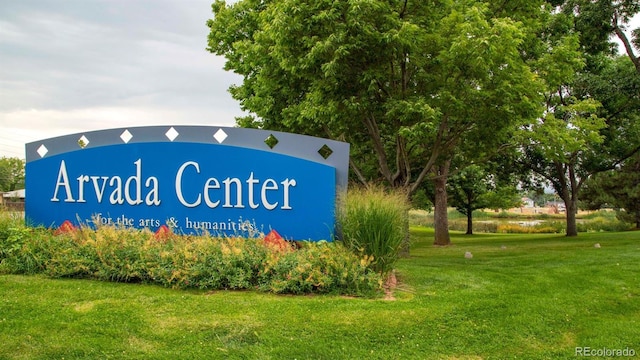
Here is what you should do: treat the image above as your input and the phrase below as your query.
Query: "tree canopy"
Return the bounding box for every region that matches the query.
[581,152,640,229]
[0,157,25,192]
[448,164,521,235]
[517,2,640,236]
[207,0,640,239]
[556,0,640,71]
[208,0,546,245]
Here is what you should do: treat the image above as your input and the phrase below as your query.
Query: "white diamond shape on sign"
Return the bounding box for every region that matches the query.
[78,135,89,148]
[37,144,48,158]
[213,129,228,143]
[120,130,133,143]
[165,127,179,141]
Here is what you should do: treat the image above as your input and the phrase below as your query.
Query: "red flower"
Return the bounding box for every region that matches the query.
[54,220,76,235]
[263,229,292,252]
[154,225,172,241]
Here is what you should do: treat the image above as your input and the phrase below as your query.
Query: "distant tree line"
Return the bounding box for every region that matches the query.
[0,157,25,193]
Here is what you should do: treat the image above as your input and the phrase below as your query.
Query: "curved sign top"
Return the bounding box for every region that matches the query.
[25,126,349,241]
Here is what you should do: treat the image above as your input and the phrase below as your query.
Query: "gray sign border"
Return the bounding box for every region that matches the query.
[25,125,350,189]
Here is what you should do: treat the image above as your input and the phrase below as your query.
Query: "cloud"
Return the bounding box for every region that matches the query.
[0,0,244,158]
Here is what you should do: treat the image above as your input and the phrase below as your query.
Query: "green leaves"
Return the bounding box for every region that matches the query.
[208,0,548,190]
[532,98,605,163]
[0,157,25,192]
[0,220,382,296]
[536,34,585,89]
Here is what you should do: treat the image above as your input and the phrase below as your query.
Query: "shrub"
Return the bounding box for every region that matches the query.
[259,241,381,295]
[0,227,54,274]
[497,222,564,234]
[42,232,97,278]
[0,211,24,260]
[146,235,270,290]
[0,222,382,297]
[577,216,633,232]
[337,186,408,275]
[45,226,149,281]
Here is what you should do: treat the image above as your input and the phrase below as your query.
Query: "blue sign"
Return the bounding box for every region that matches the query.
[25,126,349,241]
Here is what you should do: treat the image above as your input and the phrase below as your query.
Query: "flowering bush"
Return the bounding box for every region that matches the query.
[496,223,563,234]
[259,241,380,295]
[0,219,382,297]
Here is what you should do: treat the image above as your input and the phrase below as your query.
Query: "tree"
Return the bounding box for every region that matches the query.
[448,162,522,235]
[208,0,544,245]
[448,165,493,235]
[481,187,522,213]
[557,0,640,72]
[0,157,25,192]
[521,96,606,236]
[581,153,640,229]
[527,189,557,207]
[521,52,640,236]
[516,1,640,236]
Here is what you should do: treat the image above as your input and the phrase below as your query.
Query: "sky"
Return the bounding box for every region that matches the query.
[1,1,638,160]
[0,0,245,159]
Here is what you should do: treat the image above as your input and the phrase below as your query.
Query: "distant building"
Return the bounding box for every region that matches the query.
[521,197,535,208]
[1,189,25,211]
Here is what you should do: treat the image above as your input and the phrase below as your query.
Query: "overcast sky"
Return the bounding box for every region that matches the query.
[0,0,244,159]
[1,2,638,160]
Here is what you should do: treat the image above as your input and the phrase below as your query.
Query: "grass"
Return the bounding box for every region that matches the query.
[2,228,640,359]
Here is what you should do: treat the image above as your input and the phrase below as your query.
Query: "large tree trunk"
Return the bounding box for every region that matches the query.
[433,161,451,246]
[554,162,581,237]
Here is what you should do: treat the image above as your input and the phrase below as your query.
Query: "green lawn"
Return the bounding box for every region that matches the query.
[1,228,639,359]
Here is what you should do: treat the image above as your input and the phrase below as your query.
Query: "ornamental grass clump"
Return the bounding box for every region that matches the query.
[337,186,408,275]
